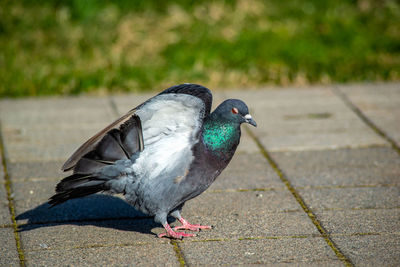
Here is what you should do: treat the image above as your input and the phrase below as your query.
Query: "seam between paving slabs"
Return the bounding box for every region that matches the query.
[331,85,400,156]
[171,240,187,267]
[0,124,25,267]
[108,97,189,266]
[245,128,354,267]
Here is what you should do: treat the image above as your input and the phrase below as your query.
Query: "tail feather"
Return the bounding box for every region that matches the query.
[49,186,104,207]
[49,173,108,207]
[73,158,110,175]
[55,173,108,191]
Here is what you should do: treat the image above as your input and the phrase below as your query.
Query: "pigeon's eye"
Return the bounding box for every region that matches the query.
[231,107,239,114]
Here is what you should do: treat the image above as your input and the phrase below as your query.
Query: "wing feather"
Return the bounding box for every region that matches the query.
[62,109,138,171]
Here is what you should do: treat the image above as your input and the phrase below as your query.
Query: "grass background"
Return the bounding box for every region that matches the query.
[0,0,399,97]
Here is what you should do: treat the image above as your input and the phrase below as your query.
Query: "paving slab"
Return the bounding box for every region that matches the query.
[1,123,108,163]
[12,179,69,216]
[299,187,400,211]
[223,87,387,151]
[336,82,400,147]
[315,209,399,234]
[0,185,10,226]
[209,152,285,191]
[180,237,339,265]
[183,190,301,218]
[165,212,318,241]
[0,96,116,163]
[271,147,400,187]
[0,96,115,127]
[1,142,86,163]
[19,218,166,250]
[331,234,400,266]
[236,127,260,154]
[7,160,65,182]
[1,124,116,163]
[269,145,400,260]
[0,152,12,226]
[3,125,109,147]
[24,243,178,267]
[110,93,156,115]
[174,188,318,240]
[0,228,20,267]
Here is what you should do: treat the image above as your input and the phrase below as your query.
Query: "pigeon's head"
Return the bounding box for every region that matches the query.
[214,99,257,127]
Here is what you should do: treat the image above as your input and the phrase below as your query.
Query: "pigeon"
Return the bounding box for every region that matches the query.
[49,83,257,239]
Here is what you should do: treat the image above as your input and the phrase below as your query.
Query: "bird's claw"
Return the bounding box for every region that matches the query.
[159,218,212,239]
[159,222,198,239]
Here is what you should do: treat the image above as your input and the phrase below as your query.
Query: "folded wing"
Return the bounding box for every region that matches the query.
[62,109,142,171]
[51,84,212,207]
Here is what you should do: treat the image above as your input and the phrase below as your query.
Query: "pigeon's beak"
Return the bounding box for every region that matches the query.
[244,114,257,127]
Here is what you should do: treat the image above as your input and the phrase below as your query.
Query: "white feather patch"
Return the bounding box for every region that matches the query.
[133,94,205,180]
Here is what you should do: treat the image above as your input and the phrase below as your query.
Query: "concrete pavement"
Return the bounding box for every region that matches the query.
[1,82,399,266]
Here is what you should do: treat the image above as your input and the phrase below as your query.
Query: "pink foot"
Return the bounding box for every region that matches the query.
[158,222,196,239]
[173,218,213,232]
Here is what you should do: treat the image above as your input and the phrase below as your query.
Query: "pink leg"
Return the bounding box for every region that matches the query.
[173,217,213,232]
[158,222,196,239]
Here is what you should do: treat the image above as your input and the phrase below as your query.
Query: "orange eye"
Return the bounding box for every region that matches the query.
[231,107,238,114]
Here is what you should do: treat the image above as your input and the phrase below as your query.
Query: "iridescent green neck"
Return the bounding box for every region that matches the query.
[202,119,239,153]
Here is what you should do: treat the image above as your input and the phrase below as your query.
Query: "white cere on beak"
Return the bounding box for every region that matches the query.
[244,114,252,120]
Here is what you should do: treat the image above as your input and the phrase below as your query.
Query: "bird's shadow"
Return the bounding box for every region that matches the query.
[15,195,170,236]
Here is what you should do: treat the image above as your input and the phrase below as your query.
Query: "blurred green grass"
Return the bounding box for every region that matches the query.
[0,0,399,97]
